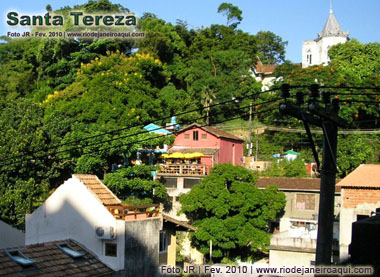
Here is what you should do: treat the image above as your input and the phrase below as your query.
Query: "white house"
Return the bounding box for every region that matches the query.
[25,174,162,276]
[302,6,349,68]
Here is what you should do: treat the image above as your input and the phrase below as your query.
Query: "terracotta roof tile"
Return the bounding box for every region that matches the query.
[0,239,114,277]
[256,177,341,193]
[254,58,278,74]
[337,164,380,188]
[74,174,121,206]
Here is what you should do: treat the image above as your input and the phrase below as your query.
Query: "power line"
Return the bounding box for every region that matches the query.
[0,88,280,165]
[0,101,280,170]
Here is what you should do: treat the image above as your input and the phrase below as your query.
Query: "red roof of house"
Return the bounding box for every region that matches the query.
[337,164,380,188]
[179,123,243,142]
[256,177,341,193]
[0,239,114,276]
[254,57,278,74]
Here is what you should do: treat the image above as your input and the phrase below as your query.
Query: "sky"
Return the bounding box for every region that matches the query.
[1,0,379,63]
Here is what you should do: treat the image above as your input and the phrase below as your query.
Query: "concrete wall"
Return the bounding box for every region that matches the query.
[270,249,315,268]
[124,217,162,277]
[0,220,25,249]
[279,191,340,233]
[339,187,380,262]
[25,176,125,271]
[181,232,204,264]
[159,223,176,266]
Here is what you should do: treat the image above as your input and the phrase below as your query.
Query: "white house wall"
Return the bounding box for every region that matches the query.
[25,176,125,271]
[302,36,347,68]
[0,220,25,249]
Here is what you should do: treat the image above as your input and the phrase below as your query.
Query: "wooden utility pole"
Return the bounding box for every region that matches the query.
[279,84,346,266]
[248,101,253,157]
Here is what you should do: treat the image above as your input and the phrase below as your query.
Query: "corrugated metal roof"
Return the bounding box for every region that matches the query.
[74,174,121,206]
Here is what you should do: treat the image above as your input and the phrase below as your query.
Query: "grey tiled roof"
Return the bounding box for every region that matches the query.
[319,11,349,38]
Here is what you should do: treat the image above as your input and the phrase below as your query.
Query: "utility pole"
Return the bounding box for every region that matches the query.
[248,101,253,158]
[279,84,346,266]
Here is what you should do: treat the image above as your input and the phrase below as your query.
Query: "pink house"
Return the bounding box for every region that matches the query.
[165,123,244,174]
[157,124,244,220]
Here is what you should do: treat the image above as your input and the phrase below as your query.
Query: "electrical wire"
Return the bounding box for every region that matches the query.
[0,101,281,170]
[0,89,281,165]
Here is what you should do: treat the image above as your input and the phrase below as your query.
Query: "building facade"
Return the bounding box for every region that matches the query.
[256,177,341,267]
[337,164,380,262]
[302,7,349,68]
[25,174,162,277]
[158,123,244,220]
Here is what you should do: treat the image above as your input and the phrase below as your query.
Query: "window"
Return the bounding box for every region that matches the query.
[296,194,315,210]
[184,178,201,189]
[162,177,177,188]
[57,243,84,259]
[184,134,190,139]
[201,134,207,139]
[105,243,117,257]
[306,49,312,65]
[193,131,198,141]
[159,231,168,253]
[6,250,36,267]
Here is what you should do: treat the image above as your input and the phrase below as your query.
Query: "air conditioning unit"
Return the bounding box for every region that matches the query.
[95,226,116,240]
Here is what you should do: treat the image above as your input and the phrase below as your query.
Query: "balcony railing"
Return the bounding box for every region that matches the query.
[106,204,160,221]
[158,163,206,176]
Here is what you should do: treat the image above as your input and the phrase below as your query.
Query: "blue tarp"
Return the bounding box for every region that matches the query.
[143,123,172,135]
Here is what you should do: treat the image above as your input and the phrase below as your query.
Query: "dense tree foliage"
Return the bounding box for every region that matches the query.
[217,2,243,29]
[179,164,286,261]
[256,40,380,178]
[0,0,289,229]
[261,156,308,178]
[1,0,377,233]
[103,164,168,205]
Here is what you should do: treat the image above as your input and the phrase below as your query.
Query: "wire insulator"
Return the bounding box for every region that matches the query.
[322,91,331,104]
[310,84,320,99]
[332,98,340,111]
[281,84,290,99]
[296,91,304,106]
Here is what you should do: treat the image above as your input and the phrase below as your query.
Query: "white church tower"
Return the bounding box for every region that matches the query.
[302,2,349,68]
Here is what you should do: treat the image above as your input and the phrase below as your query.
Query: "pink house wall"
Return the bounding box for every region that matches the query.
[219,139,244,166]
[173,127,220,148]
[201,157,213,174]
[173,126,243,167]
